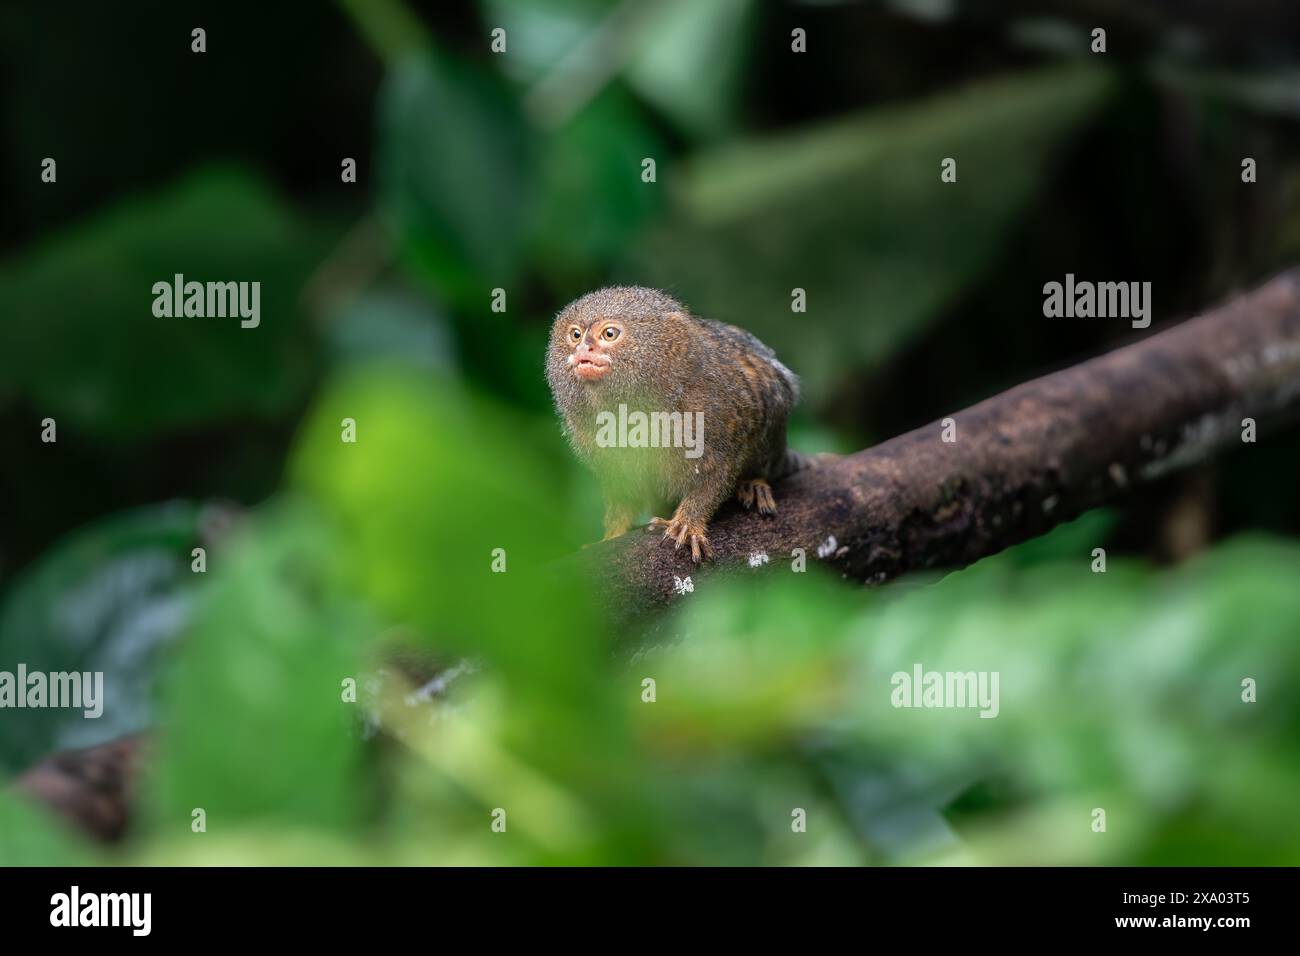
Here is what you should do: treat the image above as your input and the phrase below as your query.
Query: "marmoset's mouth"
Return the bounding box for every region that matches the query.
[574,356,611,381]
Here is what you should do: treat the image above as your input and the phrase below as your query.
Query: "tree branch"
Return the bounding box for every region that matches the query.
[11,733,146,842]
[594,269,1300,613]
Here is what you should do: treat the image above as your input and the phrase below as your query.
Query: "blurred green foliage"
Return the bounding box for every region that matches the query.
[3,0,1300,866]
[9,470,1299,864]
[379,51,537,308]
[633,65,1115,404]
[147,503,370,835]
[0,502,204,773]
[0,170,331,438]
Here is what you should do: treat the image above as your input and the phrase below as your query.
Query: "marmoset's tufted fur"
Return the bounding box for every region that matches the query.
[545,286,815,562]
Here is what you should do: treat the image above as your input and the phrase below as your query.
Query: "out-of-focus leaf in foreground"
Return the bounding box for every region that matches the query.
[284,366,674,862]
[643,532,1300,863]
[115,478,1300,864]
[0,790,94,866]
[147,503,369,835]
[287,365,580,668]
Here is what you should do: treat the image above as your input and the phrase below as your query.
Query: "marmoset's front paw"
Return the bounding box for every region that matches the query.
[648,515,712,563]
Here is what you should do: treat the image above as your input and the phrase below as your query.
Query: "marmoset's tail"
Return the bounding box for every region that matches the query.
[776,448,839,480]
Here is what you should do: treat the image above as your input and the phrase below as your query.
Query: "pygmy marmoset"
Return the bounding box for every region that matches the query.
[546,286,815,562]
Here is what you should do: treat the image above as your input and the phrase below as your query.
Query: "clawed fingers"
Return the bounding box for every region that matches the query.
[659,517,712,563]
[736,478,777,516]
[736,483,755,509]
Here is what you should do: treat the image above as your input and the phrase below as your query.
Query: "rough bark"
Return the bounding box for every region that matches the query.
[593,269,1300,613]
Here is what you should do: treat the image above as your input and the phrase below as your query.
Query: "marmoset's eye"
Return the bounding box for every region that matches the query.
[570,327,582,342]
[602,326,620,341]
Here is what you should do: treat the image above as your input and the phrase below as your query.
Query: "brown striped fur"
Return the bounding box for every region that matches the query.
[545,286,812,561]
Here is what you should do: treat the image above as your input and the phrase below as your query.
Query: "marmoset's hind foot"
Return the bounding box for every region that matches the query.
[735,478,777,516]
[647,515,713,563]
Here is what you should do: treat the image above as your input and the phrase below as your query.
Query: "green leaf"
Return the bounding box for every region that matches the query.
[377,52,537,306]
[629,65,1117,405]
[478,0,604,82]
[0,790,95,865]
[634,535,1300,863]
[147,503,367,834]
[530,88,667,279]
[624,0,756,138]
[484,0,754,138]
[0,502,206,773]
[286,365,582,674]
[997,507,1118,567]
[0,168,330,437]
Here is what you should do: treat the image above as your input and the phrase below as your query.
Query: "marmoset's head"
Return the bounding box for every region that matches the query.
[546,286,693,395]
